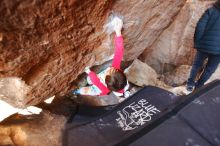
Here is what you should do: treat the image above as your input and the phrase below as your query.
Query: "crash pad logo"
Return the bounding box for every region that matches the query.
[116,99,160,131]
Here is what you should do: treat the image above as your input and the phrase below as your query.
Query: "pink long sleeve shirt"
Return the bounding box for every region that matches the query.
[88,35,124,95]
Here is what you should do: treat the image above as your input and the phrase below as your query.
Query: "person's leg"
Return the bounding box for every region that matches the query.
[196,54,220,88]
[187,51,208,90]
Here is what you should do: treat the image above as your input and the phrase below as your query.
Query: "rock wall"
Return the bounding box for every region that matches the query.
[0,0,217,107]
[1,0,220,146]
[98,0,186,61]
[0,0,114,106]
[140,0,213,73]
[0,112,66,146]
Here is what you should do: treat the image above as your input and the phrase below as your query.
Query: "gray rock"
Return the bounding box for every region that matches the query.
[124,59,158,87]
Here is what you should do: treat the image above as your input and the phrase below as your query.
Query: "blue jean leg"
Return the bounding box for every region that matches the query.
[187,51,208,87]
[196,54,220,88]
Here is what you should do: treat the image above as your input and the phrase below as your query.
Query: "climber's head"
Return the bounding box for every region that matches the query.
[214,0,220,10]
[105,68,127,92]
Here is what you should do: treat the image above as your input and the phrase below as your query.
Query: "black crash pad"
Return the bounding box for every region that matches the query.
[129,80,220,146]
[130,117,211,146]
[178,83,220,146]
[63,86,179,146]
[63,80,220,146]
[67,104,116,127]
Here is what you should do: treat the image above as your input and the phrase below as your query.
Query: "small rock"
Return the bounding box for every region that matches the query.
[124,59,158,87]
[169,85,191,96]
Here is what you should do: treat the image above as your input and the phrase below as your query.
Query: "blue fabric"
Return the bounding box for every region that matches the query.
[187,51,220,88]
[72,89,80,95]
[194,6,220,54]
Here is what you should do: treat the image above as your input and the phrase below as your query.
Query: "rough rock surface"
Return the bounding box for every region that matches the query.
[0,77,30,108]
[0,112,66,146]
[1,0,220,145]
[140,0,213,73]
[124,59,171,90]
[0,96,75,146]
[163,65,191,87]
[113,0,186,61]
[0,0,114,106]
[0,0,218,107]
[0,0,187,107]
[124,59,158,87]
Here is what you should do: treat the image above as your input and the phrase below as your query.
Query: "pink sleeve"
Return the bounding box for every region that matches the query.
[88,71,110,95]
[111,35,124,69]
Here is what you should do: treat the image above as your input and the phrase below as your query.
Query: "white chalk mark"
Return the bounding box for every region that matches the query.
[212,97,220,104]
[193,99,205,105]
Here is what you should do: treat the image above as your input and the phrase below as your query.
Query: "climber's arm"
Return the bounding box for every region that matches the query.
[111,18,124,70]
[87,71,110,95]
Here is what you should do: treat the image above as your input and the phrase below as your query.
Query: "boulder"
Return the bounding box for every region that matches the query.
[0,96,75,146]
[140,0,213,73]
[124,59,158,87]
[0,112,66,146]
[0,0,114,106]
[112,0,186,61]
[0,0,218,145]
[0,0,186,106]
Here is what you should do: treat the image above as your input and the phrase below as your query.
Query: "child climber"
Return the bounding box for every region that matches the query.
[72,16,129,97]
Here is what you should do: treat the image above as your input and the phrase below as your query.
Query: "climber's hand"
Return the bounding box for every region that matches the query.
[84,66,91,74]
[112,17,123,36]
